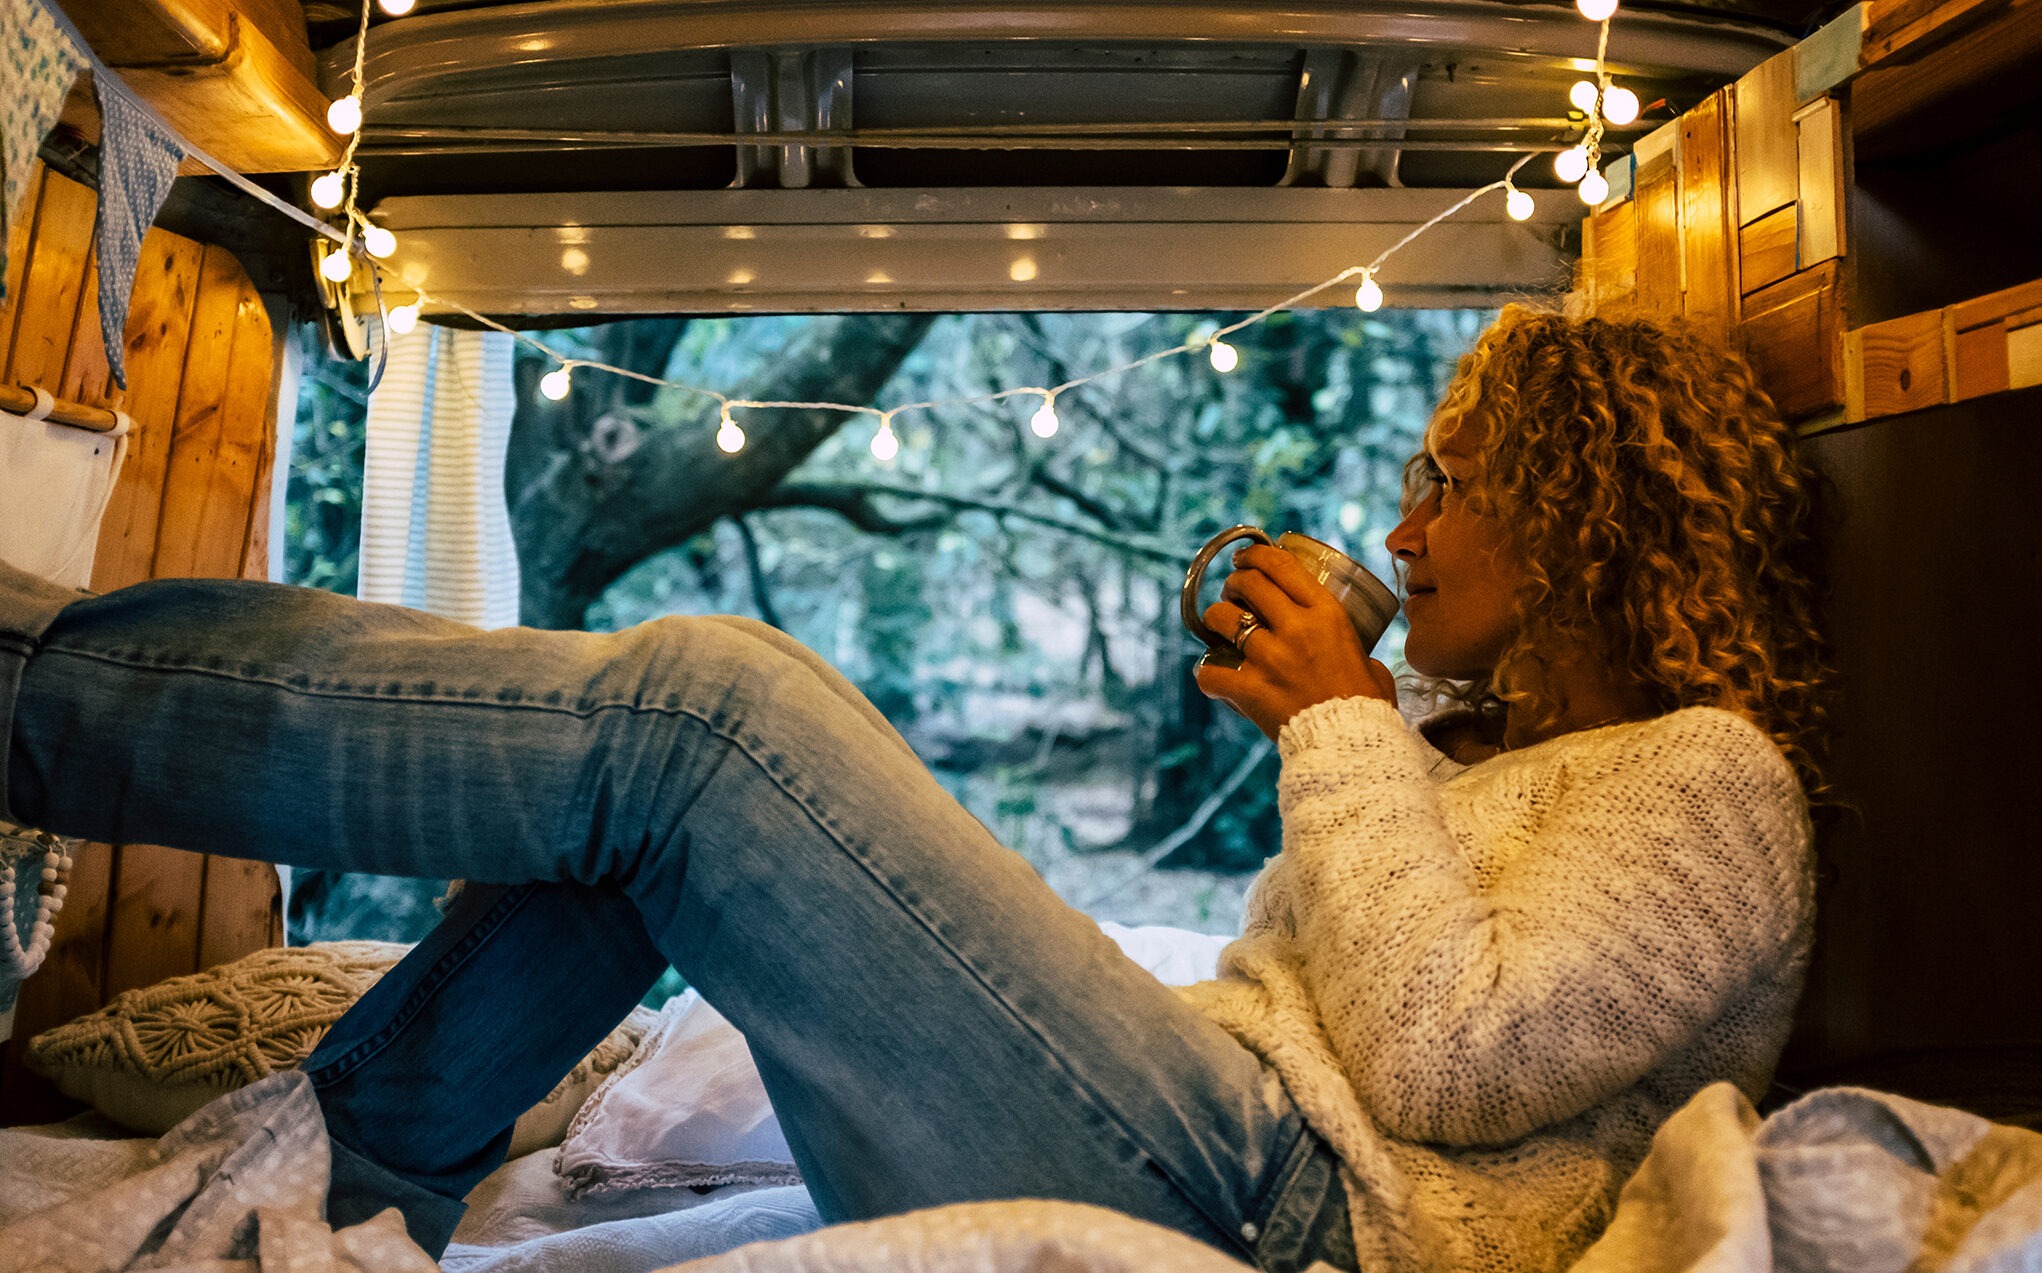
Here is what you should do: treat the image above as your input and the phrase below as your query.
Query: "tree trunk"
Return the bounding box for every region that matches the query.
[508,314,936,629]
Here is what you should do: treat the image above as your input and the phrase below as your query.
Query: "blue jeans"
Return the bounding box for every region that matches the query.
[0,562,1354,1271]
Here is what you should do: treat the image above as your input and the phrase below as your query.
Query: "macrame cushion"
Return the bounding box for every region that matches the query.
[24,940,656,1158]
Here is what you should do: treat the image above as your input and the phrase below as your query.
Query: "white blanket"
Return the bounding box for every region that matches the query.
[0,1071,437,1272]
[1573,1081,2042,1273]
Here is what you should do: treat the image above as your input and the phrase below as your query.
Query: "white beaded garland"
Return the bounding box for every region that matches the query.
[1,824,76,980]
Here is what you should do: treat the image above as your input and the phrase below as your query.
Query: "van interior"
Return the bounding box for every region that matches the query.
[2,0,2041,1262]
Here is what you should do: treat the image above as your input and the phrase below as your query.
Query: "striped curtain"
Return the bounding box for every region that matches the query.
[358,326,521,628]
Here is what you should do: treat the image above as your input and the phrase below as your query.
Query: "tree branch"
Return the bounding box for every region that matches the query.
[1078,739,1275,907]
[763,483,955,536]
[731,515,784,630]
[780,480,1181,564]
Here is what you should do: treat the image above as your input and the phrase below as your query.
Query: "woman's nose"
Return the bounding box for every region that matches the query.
[1385,508,1424,560]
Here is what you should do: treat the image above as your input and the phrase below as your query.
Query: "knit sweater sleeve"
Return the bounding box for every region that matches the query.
[1275,695,1810,1147]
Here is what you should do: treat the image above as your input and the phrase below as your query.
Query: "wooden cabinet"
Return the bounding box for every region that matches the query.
[0,162,285,1123]
[1572,0,2042,1116]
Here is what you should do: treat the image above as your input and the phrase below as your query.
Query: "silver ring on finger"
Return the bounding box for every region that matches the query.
[1231,610,1262,651]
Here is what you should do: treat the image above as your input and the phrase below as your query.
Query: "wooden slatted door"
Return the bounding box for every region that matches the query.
[1,163,286,1123]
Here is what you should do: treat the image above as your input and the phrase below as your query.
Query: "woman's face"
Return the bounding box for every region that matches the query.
[1384,422,1524,679]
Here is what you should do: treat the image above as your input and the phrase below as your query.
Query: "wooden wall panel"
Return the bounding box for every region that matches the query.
[0,167,47,366]
[1848,308,1950,420]
[1795,97,1846,267]
[1734,52,1799,227]
[1679,92,1736,327]
[1633,151,1681,319]
[1,159,285,1124]
[93,234,205,592]
[3,173,95,390]
[103,844,206,998]
[1740,204,1799,298]
[1739,260,1844,419]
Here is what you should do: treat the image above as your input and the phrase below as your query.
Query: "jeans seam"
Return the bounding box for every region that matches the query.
[1249,1115,1317,1235]
[34,646,728,719]
[304,884,535,1084]
[705,715,1263,1261]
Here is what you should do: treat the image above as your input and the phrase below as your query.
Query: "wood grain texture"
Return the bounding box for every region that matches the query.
[1740,204,1800,298]
[1849,308,1951,421]
[91,233,205,592]
[1952,321,2010,401]
[1633,150,1680,319]
[1854,0,2042,158]
[1951,277,2042,332]
[1679,91,1736,326]
[1794,97,1845,267]
[3,172,95,390]
[1734,50,1799,226]
[60,242,116,408]
[150,245,246,579]
[199,858,284,972]
[104,843,206,997]
[0,165,47,370]
[1739,260,1844,420]
[1580,198,1638,311]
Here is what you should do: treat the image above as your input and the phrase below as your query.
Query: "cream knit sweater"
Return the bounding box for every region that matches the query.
[1178,696,1814,1273]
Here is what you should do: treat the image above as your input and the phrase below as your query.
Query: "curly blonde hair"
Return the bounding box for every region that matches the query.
[1404,304,1835,799]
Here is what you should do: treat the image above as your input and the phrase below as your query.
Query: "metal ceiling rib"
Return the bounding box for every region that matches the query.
[327,0,1803,316]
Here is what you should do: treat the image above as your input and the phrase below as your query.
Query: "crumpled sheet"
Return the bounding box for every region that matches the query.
[661,1198,1293,1273]
[1572,1081,2042,1273]
[0,1070,438,1273]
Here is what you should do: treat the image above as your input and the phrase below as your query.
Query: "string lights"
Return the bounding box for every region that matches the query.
[1552,9,1630,206]
[717,404,747,453]
[1029,396,1061,439]
[870,412,901,462]
[312,0,1627,460]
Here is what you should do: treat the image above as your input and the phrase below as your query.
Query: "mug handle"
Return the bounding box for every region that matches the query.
[1181,525,1275,653]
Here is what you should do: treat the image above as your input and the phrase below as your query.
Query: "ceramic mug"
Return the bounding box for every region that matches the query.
[1181,525,1400,667]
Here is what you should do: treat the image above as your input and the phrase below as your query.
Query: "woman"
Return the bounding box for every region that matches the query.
[0,305,1829,1273]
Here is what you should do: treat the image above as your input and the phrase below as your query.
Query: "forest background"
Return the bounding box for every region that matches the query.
[283,306,1492,978]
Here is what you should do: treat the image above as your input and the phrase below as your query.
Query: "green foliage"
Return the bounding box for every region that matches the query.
[283,307,1489,941]
[284,327,369,595]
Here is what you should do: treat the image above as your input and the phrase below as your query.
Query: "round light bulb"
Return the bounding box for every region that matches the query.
[717,413,746,453]
[326,95,363,136]
[1554,145,1591,183]
[1208,339,1239,373]
[1578,170,1611,204]
[1505,187,1536,221]
[1029,400,1060,438]
[1354,274,1384,312]
[1569,79,1600,113]
[363,225,397,259]
[386,303,419,335]
[1577,0,1618,20]
[378,0,416,12]
[871,423,900,461]
[1601,85,1640,126]
[310,171,346,209]
[539,367,572,401]
[320,247,354,282]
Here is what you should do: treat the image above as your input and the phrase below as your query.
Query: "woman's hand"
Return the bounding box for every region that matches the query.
[1193,544,1398,740]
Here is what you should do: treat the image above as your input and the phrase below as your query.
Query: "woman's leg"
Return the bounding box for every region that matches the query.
[1,572,1333,1267]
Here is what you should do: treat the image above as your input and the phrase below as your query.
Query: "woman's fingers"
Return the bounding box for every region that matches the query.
[1220,563,1303,629]
[1232,545,1334,609]
[1202,600,1262,648]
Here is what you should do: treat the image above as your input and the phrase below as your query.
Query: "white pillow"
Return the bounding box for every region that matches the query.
[1097,922,1228,986]
[556,990,800,1198]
